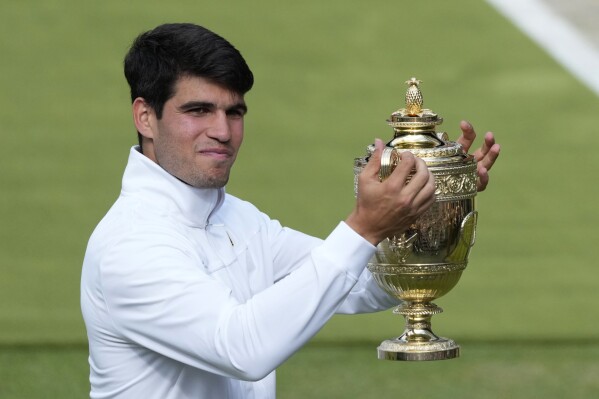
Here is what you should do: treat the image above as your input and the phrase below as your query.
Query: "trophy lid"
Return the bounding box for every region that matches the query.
[387,78,445,149]
[390,78,443,123]
[359,77,476,171]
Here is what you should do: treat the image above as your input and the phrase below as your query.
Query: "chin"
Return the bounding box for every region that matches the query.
[189,175,229,189]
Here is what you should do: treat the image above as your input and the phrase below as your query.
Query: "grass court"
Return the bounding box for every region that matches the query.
[1,0,598,397]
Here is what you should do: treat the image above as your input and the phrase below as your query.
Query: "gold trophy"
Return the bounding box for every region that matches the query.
[354,78,478,361]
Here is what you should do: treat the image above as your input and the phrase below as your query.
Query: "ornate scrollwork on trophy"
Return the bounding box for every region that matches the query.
[368,263,467,275]
[434,168,478,200]
[408,145,462,159]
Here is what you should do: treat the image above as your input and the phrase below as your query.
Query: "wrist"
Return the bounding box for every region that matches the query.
[345,212,382,246]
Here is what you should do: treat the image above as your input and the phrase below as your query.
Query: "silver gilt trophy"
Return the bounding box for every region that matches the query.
[353,78,478,361]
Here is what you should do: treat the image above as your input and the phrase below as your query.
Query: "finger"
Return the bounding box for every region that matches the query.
[393,154,427,193]
[413,169,436,211]
[478,142,501,171]
[477,165,489,192]
[362,139,384,179]
[457,120,476,152]
[386,150,416,185]
[484,131,496,149]
[472,131,495,161]
[409,156,431,188]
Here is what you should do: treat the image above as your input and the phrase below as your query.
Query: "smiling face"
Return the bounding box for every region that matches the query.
[133,75,247,188]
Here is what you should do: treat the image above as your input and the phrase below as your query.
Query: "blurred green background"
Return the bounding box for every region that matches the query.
[1,0,598,397]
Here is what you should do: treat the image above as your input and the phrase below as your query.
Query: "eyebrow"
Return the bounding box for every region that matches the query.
[178,101,248,115]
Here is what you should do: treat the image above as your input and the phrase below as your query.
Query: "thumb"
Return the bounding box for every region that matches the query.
[363,138,384,178]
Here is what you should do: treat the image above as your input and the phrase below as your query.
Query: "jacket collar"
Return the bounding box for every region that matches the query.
[120,146,224,228]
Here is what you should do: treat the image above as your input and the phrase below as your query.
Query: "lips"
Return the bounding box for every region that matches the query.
[197,147,234,159]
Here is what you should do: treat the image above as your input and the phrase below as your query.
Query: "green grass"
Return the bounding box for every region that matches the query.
[2,342,599,399]
[0,345,90,399]
[278,341,599,399]
[1,0,598,396]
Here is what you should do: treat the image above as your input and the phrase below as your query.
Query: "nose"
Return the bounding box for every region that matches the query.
[207,111,232,143]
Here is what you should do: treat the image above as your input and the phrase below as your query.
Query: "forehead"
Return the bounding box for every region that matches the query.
[170,75,243,104]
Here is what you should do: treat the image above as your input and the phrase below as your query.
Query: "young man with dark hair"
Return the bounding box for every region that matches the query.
[81,23,499,398]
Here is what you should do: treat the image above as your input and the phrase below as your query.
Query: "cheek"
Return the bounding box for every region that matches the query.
[231,121,244,147]
[174,118,200,139]
[159,119,198,145]
[154,121,196,163]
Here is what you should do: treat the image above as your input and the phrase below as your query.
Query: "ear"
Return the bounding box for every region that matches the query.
[132,97,156,139]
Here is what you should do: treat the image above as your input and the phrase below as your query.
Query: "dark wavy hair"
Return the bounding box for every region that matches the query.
[124,22,254,121]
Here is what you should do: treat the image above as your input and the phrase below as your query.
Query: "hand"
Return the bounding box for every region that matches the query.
[346,139,436,245]
[457,120,501,192]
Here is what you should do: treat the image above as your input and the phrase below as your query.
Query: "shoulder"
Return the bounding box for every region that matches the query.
[85,197,194,269]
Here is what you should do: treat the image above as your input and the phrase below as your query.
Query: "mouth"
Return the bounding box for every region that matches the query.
[197,147,234,160]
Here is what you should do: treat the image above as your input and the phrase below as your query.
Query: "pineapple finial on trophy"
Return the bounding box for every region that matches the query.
[405,77,423,116]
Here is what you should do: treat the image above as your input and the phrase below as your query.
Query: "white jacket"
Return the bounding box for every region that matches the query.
[81,147,396,399]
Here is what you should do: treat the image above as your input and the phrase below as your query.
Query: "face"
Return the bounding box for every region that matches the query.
[135,75,247,188]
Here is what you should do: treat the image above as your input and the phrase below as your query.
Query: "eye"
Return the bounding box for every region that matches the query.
[189,106,210,115]
[226,109,245,119]
[227,105,247,119]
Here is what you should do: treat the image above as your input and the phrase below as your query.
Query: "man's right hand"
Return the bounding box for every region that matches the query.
[345,139,436,246]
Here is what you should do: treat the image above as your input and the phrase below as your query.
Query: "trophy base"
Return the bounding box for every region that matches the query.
[377,337,460,361]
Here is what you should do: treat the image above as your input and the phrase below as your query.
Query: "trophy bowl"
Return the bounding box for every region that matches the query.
[354,78,478,361]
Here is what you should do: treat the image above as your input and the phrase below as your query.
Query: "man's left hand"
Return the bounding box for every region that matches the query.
[457,120,501,192]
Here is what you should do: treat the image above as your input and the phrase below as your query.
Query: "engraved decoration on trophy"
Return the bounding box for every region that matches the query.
[353,78,478,361]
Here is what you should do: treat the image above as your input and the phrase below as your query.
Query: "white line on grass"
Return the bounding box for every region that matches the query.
[486,0,599,97]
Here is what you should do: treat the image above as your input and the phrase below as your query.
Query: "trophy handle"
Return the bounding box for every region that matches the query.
[379,147,400,181]
[447,210,478,263]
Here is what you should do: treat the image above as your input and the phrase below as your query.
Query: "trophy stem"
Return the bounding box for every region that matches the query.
[377,301,460,361]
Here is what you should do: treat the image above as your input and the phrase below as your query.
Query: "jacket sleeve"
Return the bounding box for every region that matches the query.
[267,222,399,314]
[99,221,375,382]
[335,268,401,314]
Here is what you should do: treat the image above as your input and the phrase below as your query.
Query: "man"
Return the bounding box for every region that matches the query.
[81,23,499,398]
